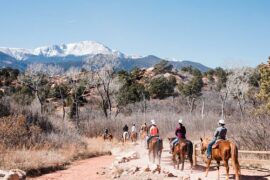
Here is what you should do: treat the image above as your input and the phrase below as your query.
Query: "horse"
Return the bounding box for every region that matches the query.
[200,137,240,180]
[168,137,193,171]
[148,136,163,164]
[140,126,148,145]
[103,133,113,141]
[130,132,137,142]
[122,131,129,144]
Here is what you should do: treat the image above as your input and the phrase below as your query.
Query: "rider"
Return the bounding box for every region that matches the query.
[104,128,109,137]
[131,123,136,133]
[147,119,159,149]
[207,119,227,159]
[141,122,148,133]
[123,124,129,133]
[170,119,186,153]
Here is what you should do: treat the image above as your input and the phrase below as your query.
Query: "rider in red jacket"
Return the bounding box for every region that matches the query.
[147,119,159,149]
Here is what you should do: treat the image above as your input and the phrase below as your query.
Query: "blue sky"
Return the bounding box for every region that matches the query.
[0,0,270,68]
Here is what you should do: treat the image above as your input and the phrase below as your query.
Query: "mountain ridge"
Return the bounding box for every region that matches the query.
[0,41,210,72]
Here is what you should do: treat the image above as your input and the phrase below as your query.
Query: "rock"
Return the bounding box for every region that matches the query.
[167,172,177,177]
[1,169,26,180]
[110,165,124,178]
[144,167,151,172]
[118,151,140,163]
[183,175,190,180]
[152,165,161,174]
[3,173,19,180]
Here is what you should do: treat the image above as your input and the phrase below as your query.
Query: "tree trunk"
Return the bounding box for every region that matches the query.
[35,91,43,114]
[236,97,244,120]
[219,91,227,119]
[187,97,195,114]
[59,88,65,121]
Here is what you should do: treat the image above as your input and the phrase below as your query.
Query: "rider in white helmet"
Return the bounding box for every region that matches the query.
[146,119,159,149]
[131,123,136,133]
[170,118,186,153]
[207,119,227,159]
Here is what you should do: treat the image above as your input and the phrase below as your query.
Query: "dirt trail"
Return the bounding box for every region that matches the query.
[29,155,114,180]
[30,141,270,180]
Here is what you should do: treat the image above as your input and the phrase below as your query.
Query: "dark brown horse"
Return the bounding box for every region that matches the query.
[200,137,240,180]
[168,137,193,171]
[148,137,163,165]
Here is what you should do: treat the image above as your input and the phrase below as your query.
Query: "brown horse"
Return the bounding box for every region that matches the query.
[140,130,147,145]
[103,133,113,141]
[200,137,240,180]
[148,137,163,164]
[130,132,137,142]
[168,137,193,171]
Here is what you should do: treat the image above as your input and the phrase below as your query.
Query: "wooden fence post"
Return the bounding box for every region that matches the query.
[193,143,197,166]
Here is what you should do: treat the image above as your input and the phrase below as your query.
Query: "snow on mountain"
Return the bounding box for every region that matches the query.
[0,48,33,60]
[0,41,123,60]
[33,41,114,57]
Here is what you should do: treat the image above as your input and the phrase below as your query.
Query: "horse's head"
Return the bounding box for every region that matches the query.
[200,137,210,154]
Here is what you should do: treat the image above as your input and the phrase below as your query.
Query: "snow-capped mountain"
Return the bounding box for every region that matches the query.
[0,48,33,60]
[0,41,123,60]
[0,41,210,72]
[33,41,118,57]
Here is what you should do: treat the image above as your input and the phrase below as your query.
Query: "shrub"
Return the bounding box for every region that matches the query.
[13,86,35,105]
[0,115,42,148]
[118,83,149,106]
[148,76,174,99]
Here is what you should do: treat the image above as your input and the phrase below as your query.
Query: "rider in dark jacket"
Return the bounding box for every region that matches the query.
[170,119,186,152]
[123,124,129,132]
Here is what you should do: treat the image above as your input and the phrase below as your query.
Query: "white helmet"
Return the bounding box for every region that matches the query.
[151,119,156,125]
[178,119,183,124]
[219,119,225,125]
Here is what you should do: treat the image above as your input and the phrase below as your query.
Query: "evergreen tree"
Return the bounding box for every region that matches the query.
[256,58,270,114]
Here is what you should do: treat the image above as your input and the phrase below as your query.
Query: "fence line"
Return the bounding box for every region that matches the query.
[193,143,270,166]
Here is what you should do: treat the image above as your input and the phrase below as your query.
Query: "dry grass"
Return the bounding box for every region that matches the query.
[0,137,114,176]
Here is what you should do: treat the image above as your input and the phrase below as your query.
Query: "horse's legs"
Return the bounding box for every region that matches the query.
[188,151,193,170]
[181,152,185,171]
[217,161,220,179]
[177,154,180,170]
[148,149,151,163]
[153,148,156,163]
[205,159,211,177]
[224,160,229,180]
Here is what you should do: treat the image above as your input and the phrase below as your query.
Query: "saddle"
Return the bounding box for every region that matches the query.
[151,137,163,149]
[212,139,223,149]
[151,136,160,143]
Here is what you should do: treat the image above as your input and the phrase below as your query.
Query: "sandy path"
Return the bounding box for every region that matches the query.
[30,155,114,180]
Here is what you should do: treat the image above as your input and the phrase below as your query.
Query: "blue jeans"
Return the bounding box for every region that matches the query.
[171,137,179,147]
[207,139,216,157]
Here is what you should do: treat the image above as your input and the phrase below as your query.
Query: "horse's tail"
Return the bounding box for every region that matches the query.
[230,142,241,179]
[189,141,193,158]
[159,138,163,150]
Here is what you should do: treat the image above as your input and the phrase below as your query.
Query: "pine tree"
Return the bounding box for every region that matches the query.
[256,57,270,114]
